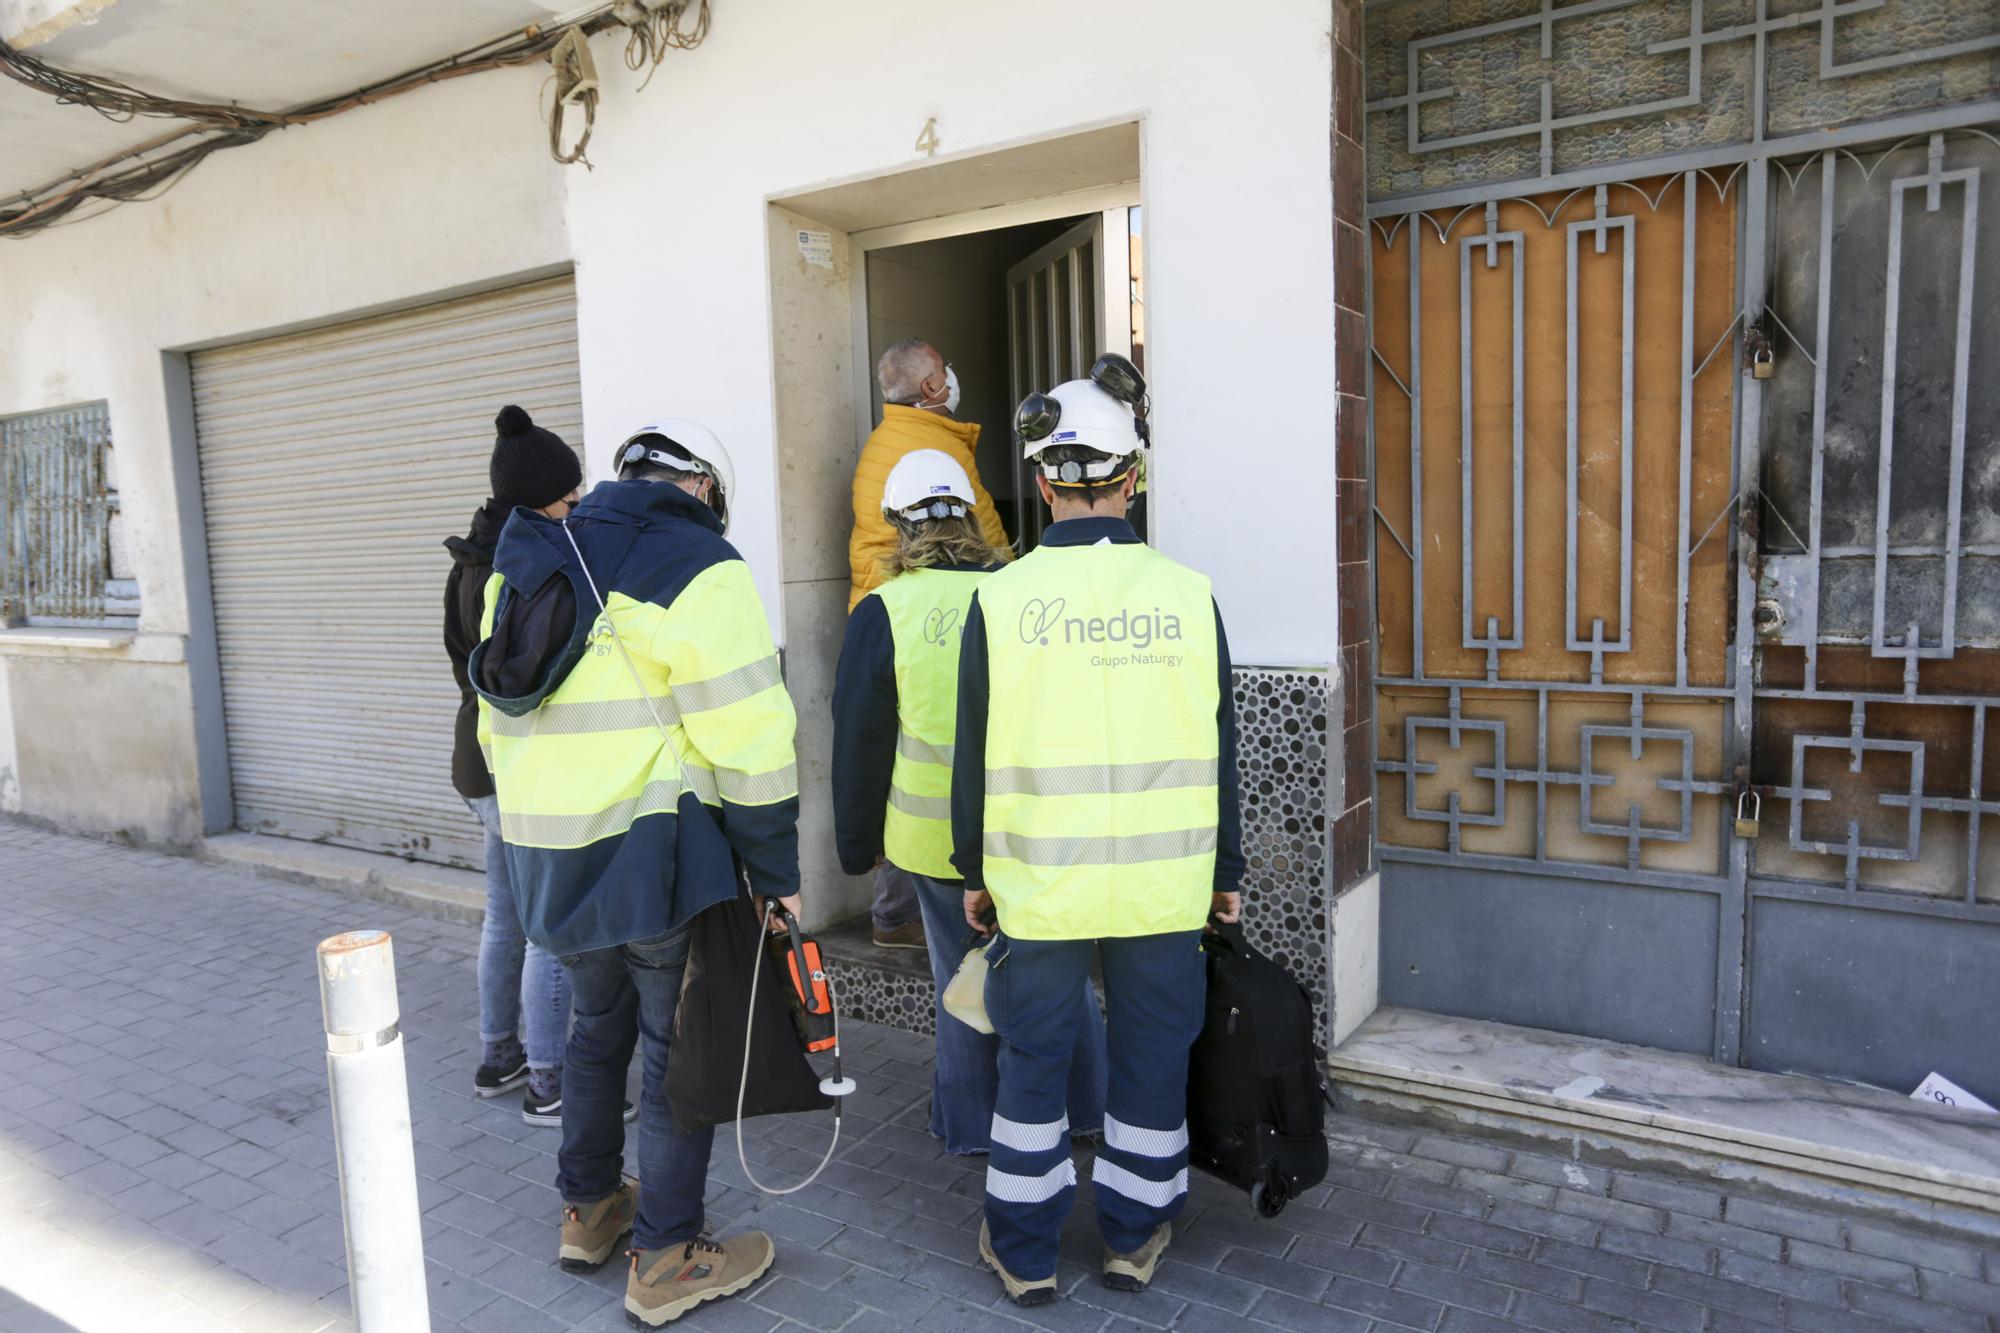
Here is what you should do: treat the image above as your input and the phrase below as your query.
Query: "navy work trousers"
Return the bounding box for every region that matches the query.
[982,930,1207,1280]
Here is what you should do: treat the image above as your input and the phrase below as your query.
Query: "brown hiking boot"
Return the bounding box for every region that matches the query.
[559,1182,636,1273]
[977,1219,1057,1306]
[626,1232,775,1326]
[1103,1222,1171,1290]
[872,920,926,950]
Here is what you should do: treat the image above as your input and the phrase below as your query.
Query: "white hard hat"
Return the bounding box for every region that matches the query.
[1015,378,1142,483]
[882,448,974,521]
[617,419,735,532]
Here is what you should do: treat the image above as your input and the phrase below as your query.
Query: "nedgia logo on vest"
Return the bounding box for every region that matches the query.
[1018,596,1183,651]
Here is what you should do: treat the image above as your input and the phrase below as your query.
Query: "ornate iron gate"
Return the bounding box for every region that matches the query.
[1362,0,1999,1093]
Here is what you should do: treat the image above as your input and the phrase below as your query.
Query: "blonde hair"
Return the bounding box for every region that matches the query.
[883,512,1000,577]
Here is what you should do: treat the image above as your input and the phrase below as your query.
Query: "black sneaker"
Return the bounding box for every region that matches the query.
[474,1056,529,1098]
[524,1091,637,1127]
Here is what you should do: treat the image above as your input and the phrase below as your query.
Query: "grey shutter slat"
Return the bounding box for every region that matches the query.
[190,275,583,867]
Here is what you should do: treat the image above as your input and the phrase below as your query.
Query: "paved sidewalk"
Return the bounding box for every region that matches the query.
[1,822,1997,1332]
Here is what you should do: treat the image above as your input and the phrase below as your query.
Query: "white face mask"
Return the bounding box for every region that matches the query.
[921,365,961,415]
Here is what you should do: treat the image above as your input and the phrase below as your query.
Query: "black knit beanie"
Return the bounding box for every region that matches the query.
[489,404,583,509]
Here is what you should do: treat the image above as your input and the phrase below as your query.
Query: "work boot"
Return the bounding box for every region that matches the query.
[559,1181,637,1273]
[1102,1222,1171,1291]
[872,920,926,951]
[976,1220,1056,1306]
[625,1232,775,1326]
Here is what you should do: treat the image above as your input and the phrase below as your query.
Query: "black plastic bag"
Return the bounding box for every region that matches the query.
[665,885,833,1133]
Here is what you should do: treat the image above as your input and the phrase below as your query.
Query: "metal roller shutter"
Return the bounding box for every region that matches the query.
[190,275,584,866]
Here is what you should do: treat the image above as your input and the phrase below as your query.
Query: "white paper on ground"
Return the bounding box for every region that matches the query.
[1910,1071,1998,1115]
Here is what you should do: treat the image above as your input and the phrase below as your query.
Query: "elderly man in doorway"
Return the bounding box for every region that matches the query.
[848,337,1011,951]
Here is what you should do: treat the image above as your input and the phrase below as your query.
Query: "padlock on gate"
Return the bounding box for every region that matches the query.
[1734,790,1761,839]
[1750,346,1775,380]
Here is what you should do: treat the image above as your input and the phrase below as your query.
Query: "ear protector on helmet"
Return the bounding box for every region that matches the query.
[1014,352,1151,451]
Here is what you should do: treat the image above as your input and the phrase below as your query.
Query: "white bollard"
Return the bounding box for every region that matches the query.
[318,930,431,1330]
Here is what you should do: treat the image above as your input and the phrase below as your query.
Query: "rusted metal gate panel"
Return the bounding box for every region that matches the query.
[1362,0,2000,1093]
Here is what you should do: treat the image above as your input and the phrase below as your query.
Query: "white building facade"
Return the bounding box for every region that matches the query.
[0,0,1375,1041]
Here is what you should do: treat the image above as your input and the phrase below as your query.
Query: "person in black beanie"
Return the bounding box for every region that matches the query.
[444,405,595,1125]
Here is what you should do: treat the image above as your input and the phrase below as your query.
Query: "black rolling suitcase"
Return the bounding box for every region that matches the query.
[1186,921,1332,1217]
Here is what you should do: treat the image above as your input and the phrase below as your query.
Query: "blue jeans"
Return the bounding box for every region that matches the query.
[911,874,1105,1154]
[467,795,571,1068]
[556,928,712,1251]
[872,862,920,931]
[984,930,1207,1281]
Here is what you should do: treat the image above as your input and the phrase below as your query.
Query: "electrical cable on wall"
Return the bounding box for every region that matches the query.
[0,0,710,238]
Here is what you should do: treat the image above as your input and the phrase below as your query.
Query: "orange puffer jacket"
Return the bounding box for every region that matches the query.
[848,405,1011,609]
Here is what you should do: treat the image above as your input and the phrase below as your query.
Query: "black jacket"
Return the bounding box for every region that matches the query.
[443,500,508,800]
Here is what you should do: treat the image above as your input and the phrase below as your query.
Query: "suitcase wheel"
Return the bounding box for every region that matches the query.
[1250,1176,1288,1219]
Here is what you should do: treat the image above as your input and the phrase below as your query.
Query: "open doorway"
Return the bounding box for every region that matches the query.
[859,206,1145,551]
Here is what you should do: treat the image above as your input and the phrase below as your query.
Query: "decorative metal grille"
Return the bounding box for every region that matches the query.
[1365,0,1999,1070]
[1366,0,2000,210]
[0,402,116,627]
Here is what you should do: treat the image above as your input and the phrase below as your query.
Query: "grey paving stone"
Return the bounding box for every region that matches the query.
[1485,1201,1601,1245]
[1593,1221,1714,1273]
[1459,1247,1586,1303]
[1648,1263,1787,1323]
[1506,1291,1636,1333]
[1606,1172,1723,1220]
[1705,1311,1787,1333]
[1247,1290,1374,1332]
[1531,1237,1650,1289]
[1287,1236,1401,1285]
[1840,1279,1989,1333]
[1845,1220,1988,1280]
[1779,1299,1907,1332]
[1393,1259,1513,1316]
[1723,1196,1847,1247]
[1389,1173,1501,1218]
[1220,1245,1334,1300]
[1915,1267,2000,1317]
[1355,1220,1466,1270]
[1716,1249,1844,1305]
[1580,1276,1704,1332]
[1785,1238,1918,1293]
[1142,1256,1265,1313]
[1506,1153,1610,1196]
[459,1294,568,1333]
[1320,1273,1447,1328]
[1662,1210,1786,1261]
[1452,1168,1558,1209]
[1410,1134,1511,1173]
[1423,1210,1540,1258]
[1548,1188,1664,1235]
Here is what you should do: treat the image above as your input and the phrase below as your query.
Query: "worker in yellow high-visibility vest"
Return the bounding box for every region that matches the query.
[471,421,790,1326]
[831,449,1106,1156]
[950,356,1243,1306]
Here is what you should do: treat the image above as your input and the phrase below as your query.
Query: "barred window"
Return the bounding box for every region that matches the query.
[0,403,134,629]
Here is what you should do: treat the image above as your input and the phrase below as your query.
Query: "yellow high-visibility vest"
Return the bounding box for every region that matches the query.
[874,567,986,878]
[476,561,797,852]
[974,542,1219,940]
